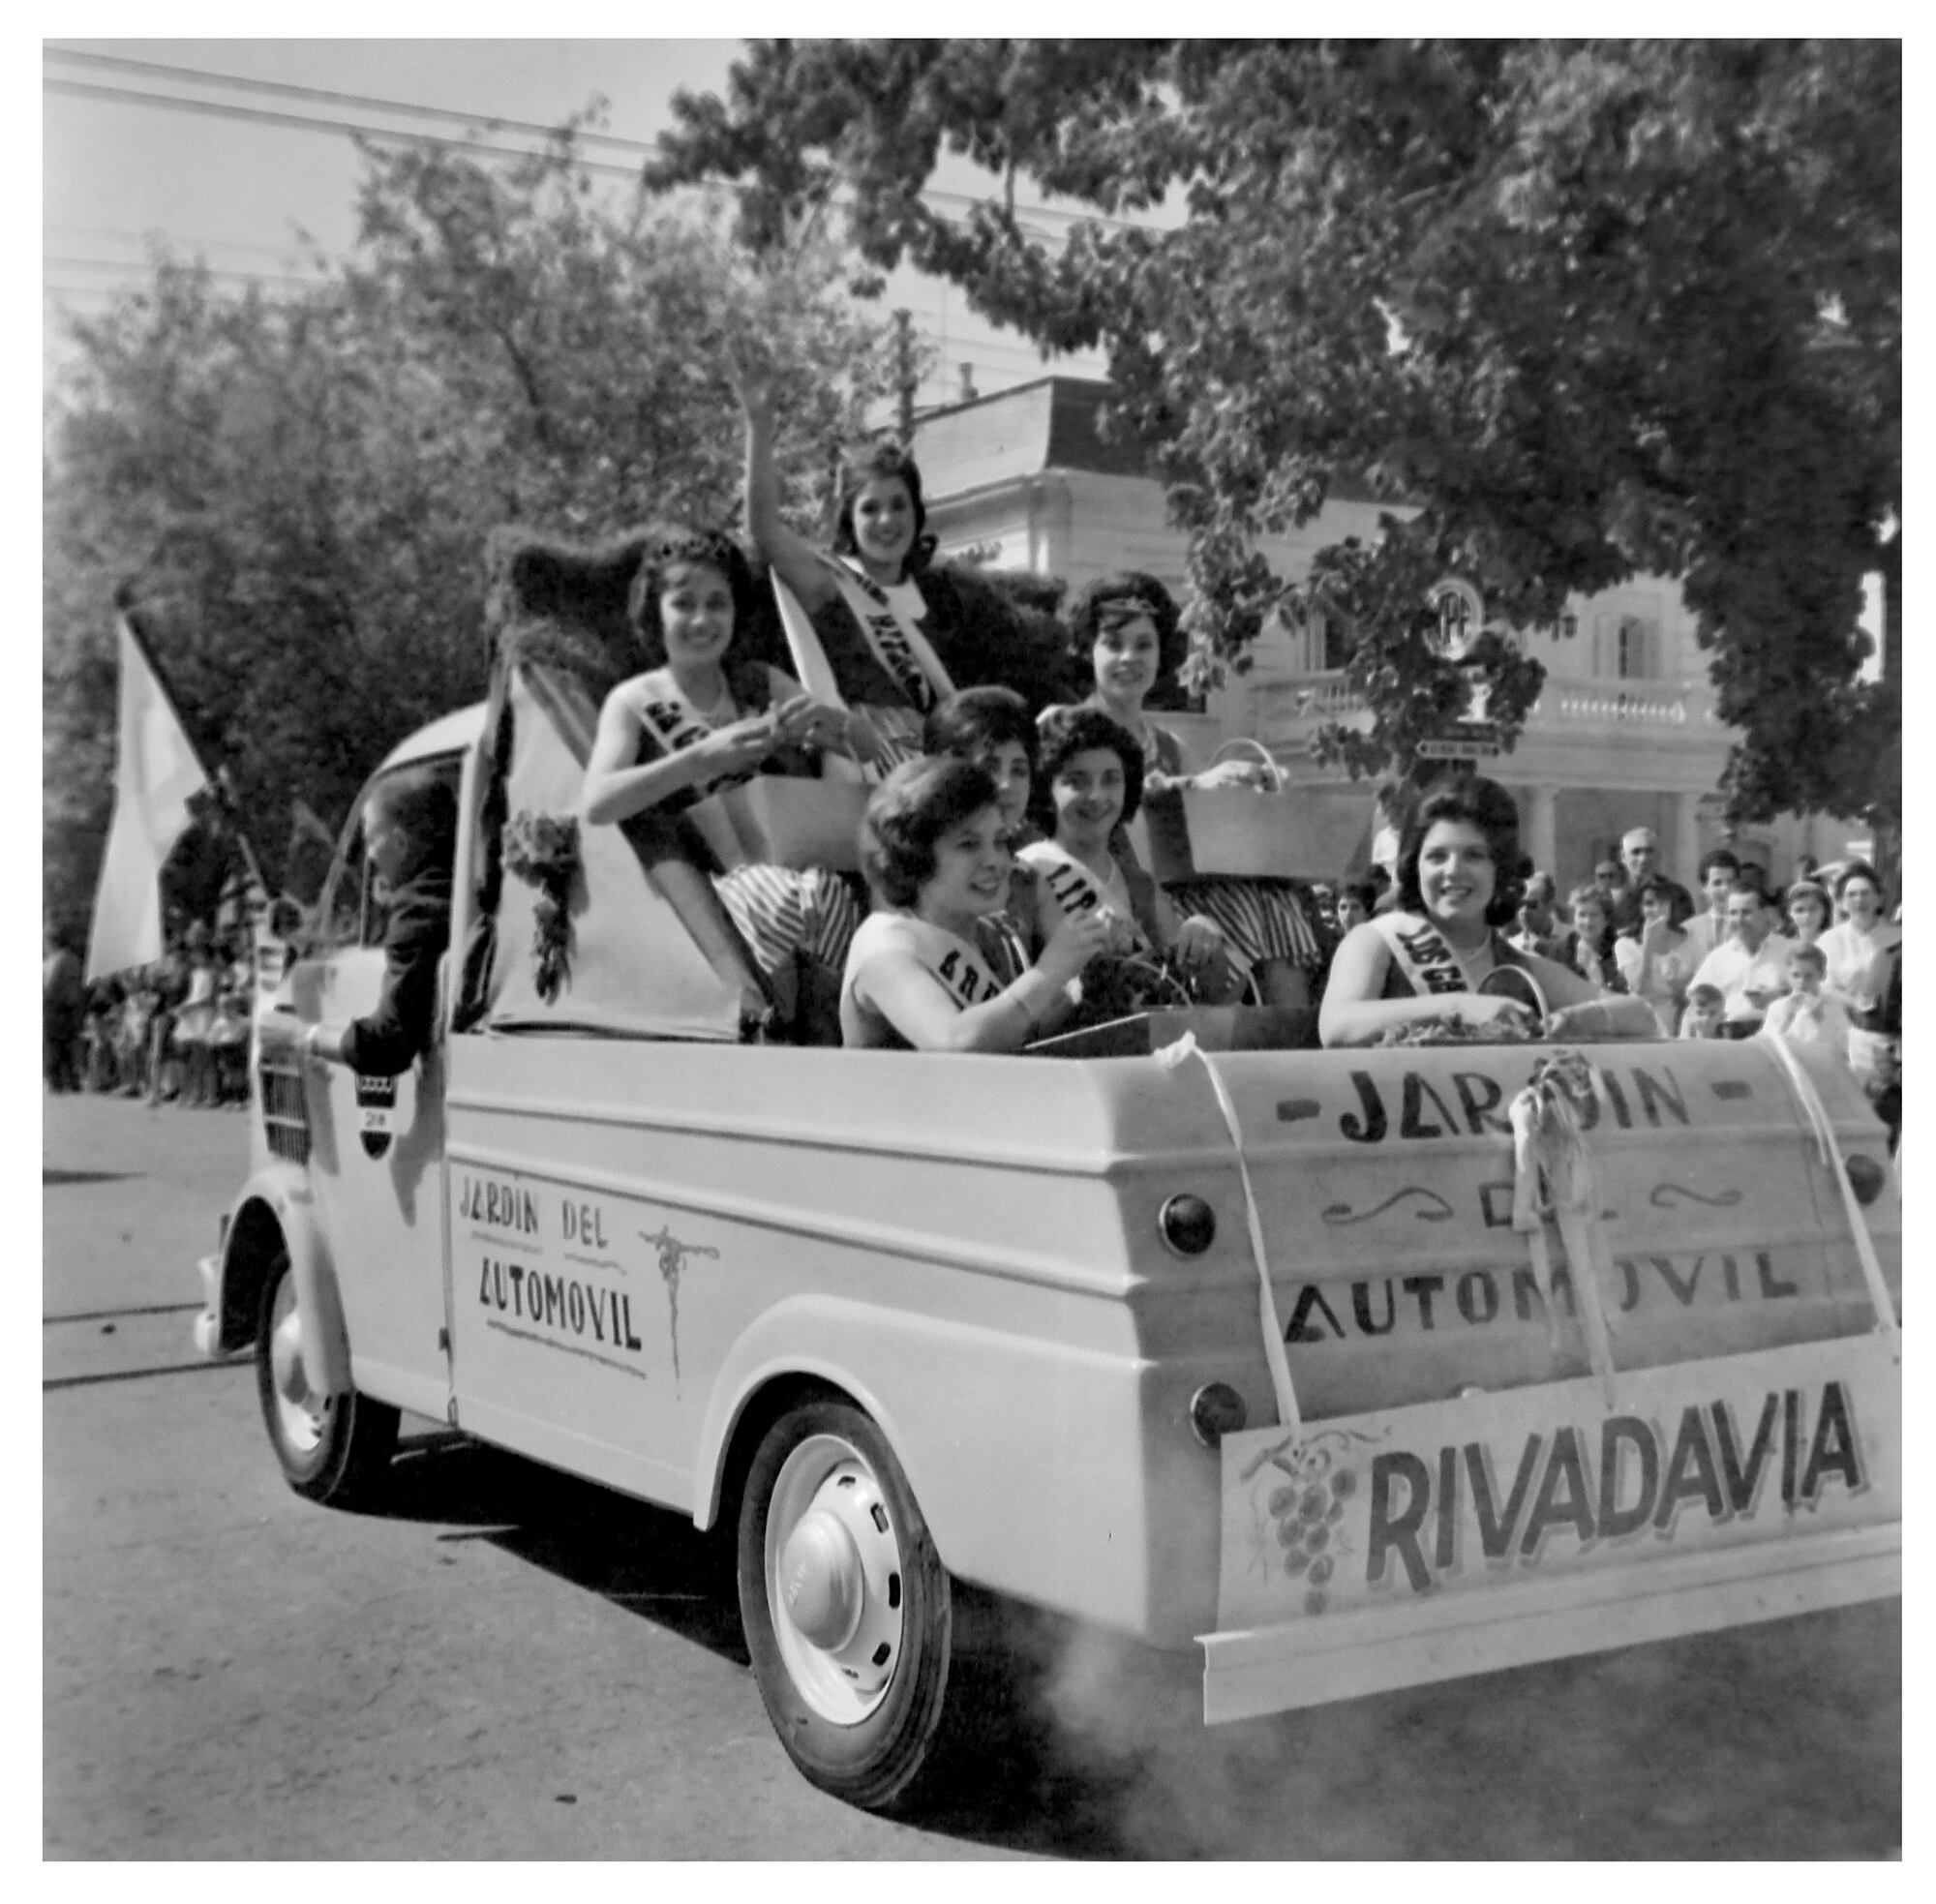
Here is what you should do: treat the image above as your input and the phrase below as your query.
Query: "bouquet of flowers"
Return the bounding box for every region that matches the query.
[501,810,581,1004]
[1060,945,1219,1034]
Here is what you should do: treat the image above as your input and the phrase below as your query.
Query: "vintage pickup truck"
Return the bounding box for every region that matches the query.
[195,628,1901,1813]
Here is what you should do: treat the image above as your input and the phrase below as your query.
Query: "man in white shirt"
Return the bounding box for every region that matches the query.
[1690,881,1796,1031]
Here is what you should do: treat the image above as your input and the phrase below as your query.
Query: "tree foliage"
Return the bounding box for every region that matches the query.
[45,130,899,936]
[652,39,1899,829]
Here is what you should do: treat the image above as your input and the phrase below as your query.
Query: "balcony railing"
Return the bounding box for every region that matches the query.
[1236,670,1720,744]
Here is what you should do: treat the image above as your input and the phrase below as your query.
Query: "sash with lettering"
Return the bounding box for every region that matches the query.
[1024,843,1159,952]
[898,916,1008,1012]
[771,559,955,772]
[628,666,760,811]
[1373,910,1496,995]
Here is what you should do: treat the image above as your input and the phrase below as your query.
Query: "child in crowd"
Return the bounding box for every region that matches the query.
[1759,943,1854,1057]
[841,757,1108,1050]
[1679,982,1727,1039]
[1333,880,1378,936]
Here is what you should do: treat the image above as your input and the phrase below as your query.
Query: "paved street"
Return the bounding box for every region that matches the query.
[45,1091,1900,1859]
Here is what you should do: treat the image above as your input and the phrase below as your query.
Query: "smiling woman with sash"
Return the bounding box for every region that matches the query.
[842,758,1110,1051]
[1319,777,1659,1047]
[581,528,862,1028]
[732,355,1061,766]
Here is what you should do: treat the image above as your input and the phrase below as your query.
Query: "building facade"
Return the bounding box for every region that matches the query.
[911,377,1864,893]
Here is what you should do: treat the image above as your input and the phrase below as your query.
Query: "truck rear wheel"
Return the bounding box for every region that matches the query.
[255,1246,398,1507]
[738,1398,953,1811]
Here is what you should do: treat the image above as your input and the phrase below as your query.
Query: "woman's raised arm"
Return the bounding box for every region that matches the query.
[732,359,838,614]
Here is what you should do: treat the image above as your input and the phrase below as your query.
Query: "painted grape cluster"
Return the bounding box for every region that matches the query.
[1265,1446,1358,1616]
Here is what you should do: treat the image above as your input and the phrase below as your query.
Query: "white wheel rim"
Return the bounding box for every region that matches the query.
[269,1272,329,1456]
[765,1433,907,1725]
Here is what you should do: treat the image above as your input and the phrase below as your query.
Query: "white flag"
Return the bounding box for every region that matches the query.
[85,618,210,981]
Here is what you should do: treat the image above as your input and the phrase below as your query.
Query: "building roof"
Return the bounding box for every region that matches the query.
[910,374,1387,506]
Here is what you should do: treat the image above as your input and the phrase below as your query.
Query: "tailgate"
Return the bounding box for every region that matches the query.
[1188,1036,1900,1722]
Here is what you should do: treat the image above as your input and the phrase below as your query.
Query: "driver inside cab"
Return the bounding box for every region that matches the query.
[304,768,456,1074]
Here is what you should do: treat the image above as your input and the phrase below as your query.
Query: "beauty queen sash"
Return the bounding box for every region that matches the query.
[1373,910,1489,996]
[771,561,955,774]
[626,667,756,807]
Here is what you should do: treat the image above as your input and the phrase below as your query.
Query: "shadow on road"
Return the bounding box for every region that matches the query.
[346,1429,1902,1859]
[364,1427,1158,1855]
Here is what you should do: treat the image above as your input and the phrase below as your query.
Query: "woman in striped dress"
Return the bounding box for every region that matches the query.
[1044,573,1327,1008]
[580,528,863,1026]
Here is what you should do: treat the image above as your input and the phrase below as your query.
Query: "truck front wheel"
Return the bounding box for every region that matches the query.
[255,1247,398,1507]
[738,1399,953,1811]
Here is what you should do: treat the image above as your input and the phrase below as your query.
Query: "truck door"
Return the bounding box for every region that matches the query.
[287,756,462,1421]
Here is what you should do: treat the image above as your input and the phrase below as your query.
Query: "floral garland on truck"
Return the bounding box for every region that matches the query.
[501,811,581,1004]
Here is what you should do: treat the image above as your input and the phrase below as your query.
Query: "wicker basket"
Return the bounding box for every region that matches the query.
[685,775,867,873]
[1146,740,1371,883]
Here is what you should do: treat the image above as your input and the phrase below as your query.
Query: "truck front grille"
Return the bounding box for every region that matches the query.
[257,1051,311,1164]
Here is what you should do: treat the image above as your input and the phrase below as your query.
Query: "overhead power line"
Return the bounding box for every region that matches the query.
[43,48,1154,234]
[43,77,649,182]
[43,44,659,155]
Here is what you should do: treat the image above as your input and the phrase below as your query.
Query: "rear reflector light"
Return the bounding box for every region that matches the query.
[1845,1154,1887,1206]
[1160,1194,1217,1256]
[1190,1382,1247,1450]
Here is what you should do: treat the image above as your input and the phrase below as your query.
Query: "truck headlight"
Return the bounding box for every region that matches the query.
[1159,1194,1216,1257]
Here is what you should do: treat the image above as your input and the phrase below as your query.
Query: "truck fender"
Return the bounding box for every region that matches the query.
[691,1295,937,1538]
[218,1164,354,1396]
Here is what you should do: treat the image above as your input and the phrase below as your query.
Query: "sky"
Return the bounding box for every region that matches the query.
[41,35,1112,405]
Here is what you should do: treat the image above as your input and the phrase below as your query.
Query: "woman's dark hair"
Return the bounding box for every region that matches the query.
[861,757,1002,909]
[923,686,1037,771]
[624,527,762,667]
[1834,859,1883,902]
[1060,571,1187,686]
[1393,777,1528,928]
[1638,874,1696,928]
[1033,706,1146,831]
[831,440,933,572]
[367,768,459,884]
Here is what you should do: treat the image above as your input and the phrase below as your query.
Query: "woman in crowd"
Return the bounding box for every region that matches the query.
[1819,861,1899,1022]
[580,527,862,1028]
[1616,874,1696,1037]
[1017,707,1238,1000]
[1320,777,1659,1046]
[923,686,1044,982]
[1045,573,1326,1007]
[842,757,1109,1051]
[1564,882,1626,992]
[1785,879,1833,952]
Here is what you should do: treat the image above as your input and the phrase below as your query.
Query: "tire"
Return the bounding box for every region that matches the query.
[738,1398,953,1811]
[255,1246,399,1507]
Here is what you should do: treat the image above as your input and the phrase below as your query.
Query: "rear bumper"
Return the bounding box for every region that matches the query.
[1200,1518,1899,1723]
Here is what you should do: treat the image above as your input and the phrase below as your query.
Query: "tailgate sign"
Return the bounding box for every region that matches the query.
[1217,1335,1898,1630]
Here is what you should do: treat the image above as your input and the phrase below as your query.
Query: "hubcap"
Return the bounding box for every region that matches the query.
[766,1434,906,1724]
[268,1272,329,1455]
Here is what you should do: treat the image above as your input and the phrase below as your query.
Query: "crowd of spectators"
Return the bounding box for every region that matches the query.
[1308,823,1900,1151]
[44,921,257,1108]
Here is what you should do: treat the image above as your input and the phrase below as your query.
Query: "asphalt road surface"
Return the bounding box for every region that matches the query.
[45,1091,1900,1859]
